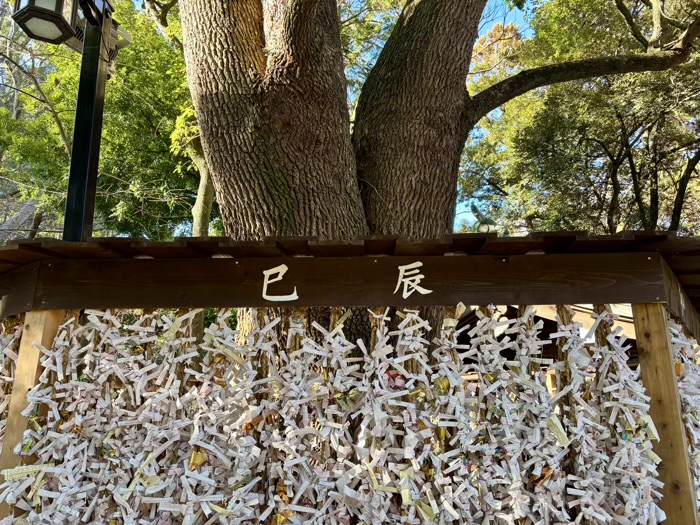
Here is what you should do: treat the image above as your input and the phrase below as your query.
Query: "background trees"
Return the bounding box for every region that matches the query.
[461,0,700,234]
[0,0,207,239]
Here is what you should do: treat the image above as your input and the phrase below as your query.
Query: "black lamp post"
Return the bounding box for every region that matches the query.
[12,0,130,242]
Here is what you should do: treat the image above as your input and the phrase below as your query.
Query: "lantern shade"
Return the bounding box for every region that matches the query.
[12,0,76,44]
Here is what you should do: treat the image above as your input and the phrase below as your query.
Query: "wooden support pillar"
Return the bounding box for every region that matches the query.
[632,303,698,525]
[0,310,63,520]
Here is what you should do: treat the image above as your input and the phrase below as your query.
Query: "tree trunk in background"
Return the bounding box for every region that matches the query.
[671,148,700,231]
[0,200,36,243]
[185,137,216,341]
[180,0,368,241]
[28,211,43,239]
[189,137,215,237]
[352,0,487,238]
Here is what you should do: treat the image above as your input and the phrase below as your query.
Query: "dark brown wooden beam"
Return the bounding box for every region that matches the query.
[661,257,700,342]
[0,262,40,318]
[0,253,663,314]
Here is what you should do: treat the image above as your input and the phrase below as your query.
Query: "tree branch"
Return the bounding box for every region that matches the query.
[648,0,670,48]
[639,0,688,30]
[470,48,696,122]
[615,0,649,49]
[144,0,183,52]
[670,148,700,230]
[622,129,650,230]
[607,156,623,234]
[0,51,71,156]
[676,14,700,51]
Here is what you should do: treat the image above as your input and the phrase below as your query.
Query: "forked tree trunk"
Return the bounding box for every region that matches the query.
[180,0,700,243]
[180,0,368,241]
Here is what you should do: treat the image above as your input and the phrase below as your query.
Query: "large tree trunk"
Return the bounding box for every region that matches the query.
[180,0,368,240]
[181,0,700,243]
[352,0,487,238]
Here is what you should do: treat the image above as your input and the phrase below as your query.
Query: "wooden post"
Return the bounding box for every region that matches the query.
[0,310,64,520]
[632,303,698,525]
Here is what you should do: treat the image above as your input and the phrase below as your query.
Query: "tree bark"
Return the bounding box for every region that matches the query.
[353,0,488,238]
[189,136,215,237]
[180,0,368,240]
[28,211,42,239]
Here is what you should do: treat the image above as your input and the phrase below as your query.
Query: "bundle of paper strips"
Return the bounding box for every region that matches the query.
[0,306,677,524]
[670,319,700,511]
[0,321,22,451]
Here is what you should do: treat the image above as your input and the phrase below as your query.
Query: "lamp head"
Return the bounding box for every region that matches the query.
[12,0,78,45]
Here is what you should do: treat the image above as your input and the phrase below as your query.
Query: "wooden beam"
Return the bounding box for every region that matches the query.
[661,258,700,342]
[0,310,64,520]
[632,303,698,525]
[0,253,663,314]
[0,262,39,318]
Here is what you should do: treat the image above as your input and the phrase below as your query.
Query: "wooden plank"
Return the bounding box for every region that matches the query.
[447,233,496,254]
[5,241,66,259]
[676,275,700,287]
[564,233,637,253]
[661,258,700,342]
[271,237,313,256]
[477,232,580,255]
[0,310,64,520]
[0,262,40,318]
[130,239,206,259]
[475,236,548,255]
[95,238,142,257]
[216,240,285,258]
[16,240,122,259]
[308,239,365,257]
[29,253,666,310]
[394,238,453,257]
[361,236,398,255]
[182,237,250,257]
[632,304,699,525]
[0,244,51,265]
[664,254,700,274]
[525,232,578,253]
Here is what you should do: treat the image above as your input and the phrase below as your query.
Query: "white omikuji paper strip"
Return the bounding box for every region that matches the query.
[0,307,670,524]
